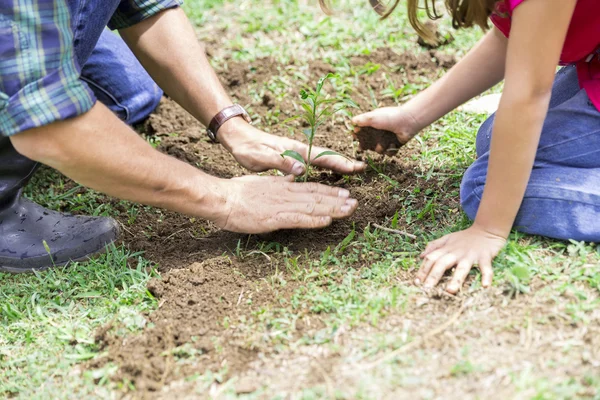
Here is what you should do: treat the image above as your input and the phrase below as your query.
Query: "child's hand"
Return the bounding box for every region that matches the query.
[351,107,421,154]
[415,224,507,294]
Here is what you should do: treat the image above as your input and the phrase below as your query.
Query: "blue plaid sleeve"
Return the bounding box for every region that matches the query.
[0,1,96,137]
[108,0,183,30]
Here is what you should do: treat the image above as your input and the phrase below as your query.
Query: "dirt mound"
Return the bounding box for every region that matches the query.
[92,256,296,392]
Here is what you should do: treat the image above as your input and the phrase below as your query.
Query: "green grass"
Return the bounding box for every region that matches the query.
[1,0,599,398]
[0,247,157,398]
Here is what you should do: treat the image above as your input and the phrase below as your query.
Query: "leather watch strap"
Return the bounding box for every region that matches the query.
[207,104,251,142]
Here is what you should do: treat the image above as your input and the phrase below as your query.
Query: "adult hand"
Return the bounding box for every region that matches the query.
[218,119,366,176]
[213,175,358,233]
[351,106,421,155]
[415,223,507,294]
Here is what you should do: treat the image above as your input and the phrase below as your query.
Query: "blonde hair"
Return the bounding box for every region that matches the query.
[319,0,499,42]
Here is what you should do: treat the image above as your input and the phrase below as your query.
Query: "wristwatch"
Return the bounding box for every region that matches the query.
[207,104,252,142]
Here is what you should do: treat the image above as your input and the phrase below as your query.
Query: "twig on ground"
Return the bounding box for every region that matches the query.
[362,298,472,369]
[372,223,417,240]
[237,289,244,306]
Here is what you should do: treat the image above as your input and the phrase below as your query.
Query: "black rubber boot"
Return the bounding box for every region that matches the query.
[0,137,119,273]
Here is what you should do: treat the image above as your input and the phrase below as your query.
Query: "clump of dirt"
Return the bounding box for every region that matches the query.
[416,21,455,49]
[354,126,402,155]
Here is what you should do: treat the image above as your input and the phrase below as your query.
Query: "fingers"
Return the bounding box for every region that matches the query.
[269,148,306,176]
[272,213,333,230]
[285,197,358,219]
[445,259,474,294]
[352,110,387,129]
[233,174,295,183]
[479,258,493,288]
[287,141,366,175]
[420,236,448,258]
[287,181,351,198]
[423,253,457,289]
[415,248,444,284]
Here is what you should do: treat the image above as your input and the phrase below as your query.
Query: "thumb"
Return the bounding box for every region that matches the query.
[352,109,392,130]
[265,147,306,175]
[352,110,380,128]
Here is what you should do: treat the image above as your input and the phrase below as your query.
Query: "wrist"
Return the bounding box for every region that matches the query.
[213,116,251,152]
[472,218,510,239]
[401,102,429,134]
[190,174,232,225]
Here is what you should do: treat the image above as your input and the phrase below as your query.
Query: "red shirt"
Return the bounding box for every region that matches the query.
[491,0,600,111]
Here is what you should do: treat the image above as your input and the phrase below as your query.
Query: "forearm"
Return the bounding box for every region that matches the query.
[474,92,550,237]
[404,28,507,130]
[120,8,231,128]
[10,103,228,220]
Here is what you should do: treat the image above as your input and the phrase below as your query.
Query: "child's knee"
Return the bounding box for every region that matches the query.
[475,115,494,157]
[460,163,484,221]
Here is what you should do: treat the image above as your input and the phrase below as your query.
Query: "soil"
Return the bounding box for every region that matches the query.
[88,48,458,395]
[416,21,456,50]
[354,126,402,155]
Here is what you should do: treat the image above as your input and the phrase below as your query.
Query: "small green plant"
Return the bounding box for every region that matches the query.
[282,73,356,182]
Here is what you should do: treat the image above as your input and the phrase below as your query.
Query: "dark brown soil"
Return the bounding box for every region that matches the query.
[354,126,402,155]
[89,48,458,395]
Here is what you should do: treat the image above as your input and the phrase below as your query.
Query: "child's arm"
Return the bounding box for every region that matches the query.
[417,0,578,293]
[404,27,507,130]
[352,27,507,148]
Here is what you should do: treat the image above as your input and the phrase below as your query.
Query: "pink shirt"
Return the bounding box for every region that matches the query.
[491,0,600,111]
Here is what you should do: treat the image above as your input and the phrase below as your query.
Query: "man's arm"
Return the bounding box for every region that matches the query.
[118,7,365,176]
[9,102,358,234]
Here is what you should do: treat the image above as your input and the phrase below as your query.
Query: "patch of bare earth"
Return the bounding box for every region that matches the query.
[160,280,598,399]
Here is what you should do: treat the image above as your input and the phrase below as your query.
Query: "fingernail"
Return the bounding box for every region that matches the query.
[341,205,351,213]
[338,188,350,198]
[321,216,331,224]
[345,198,357,206]
[292,163,304,175]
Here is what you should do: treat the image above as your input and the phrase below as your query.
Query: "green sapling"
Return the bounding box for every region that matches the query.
[282,73,357,182]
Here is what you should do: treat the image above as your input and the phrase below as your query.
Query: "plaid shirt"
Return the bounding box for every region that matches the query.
[0,0,181,137]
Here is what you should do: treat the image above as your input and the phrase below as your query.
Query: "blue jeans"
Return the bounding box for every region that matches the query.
[70,0,162,125]
[461,65,600,241]
[81,30,162,125]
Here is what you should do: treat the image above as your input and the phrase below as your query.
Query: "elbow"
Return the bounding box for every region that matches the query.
[502,82,553,109]
[10,127,72,167]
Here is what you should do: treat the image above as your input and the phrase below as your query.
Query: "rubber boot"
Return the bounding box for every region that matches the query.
[0,137,119,273]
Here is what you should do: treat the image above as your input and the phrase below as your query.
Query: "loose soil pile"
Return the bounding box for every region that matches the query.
[89,48,459,395]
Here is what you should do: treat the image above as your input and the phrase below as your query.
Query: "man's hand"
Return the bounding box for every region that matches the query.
[214,175,358,233]
[218,119,366,176]
[415,224,507,294]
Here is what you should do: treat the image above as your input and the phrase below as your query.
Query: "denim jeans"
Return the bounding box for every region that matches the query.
[461,65,600,241]
[69,0,163,125]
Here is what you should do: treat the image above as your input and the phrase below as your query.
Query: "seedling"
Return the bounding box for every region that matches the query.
[282,73,357,182]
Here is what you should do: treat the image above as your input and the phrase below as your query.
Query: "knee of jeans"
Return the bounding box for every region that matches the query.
[460,164,484,221]
[126,82,163,125]
[475,115,494,157]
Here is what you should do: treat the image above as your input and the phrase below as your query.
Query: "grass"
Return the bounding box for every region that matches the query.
[0,246,157,398]
[1,0,599,398]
